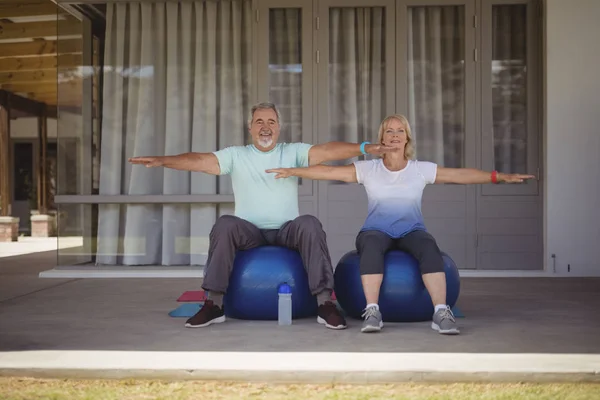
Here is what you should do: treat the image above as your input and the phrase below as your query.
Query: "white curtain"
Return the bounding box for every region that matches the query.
[96,0,252,266]
[328,7,386,157]
[408,6,465,167]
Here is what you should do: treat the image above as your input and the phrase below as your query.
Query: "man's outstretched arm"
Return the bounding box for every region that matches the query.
[307,141,394,166]
[129,152,221,175]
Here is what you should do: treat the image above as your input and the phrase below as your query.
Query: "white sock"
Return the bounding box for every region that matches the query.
[434,304,448,313]
[366,303,379,310]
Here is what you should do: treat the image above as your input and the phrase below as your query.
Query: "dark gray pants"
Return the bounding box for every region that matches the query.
[202,215,334,295]
[355,229,445,275]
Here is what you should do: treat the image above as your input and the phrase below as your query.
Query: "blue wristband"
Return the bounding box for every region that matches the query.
[360,141,371,155]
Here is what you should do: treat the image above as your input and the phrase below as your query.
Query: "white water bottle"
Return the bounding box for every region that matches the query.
[278,282,292,326]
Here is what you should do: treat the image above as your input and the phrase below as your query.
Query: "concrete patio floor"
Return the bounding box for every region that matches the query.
[1,251,599,382]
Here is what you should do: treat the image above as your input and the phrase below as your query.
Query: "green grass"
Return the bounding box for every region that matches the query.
[1,378,599,400]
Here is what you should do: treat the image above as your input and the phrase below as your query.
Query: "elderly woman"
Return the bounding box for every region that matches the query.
[266,114,534,335]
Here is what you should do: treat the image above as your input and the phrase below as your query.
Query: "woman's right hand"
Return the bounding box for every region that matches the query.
[267,164,357,183]
[266,168,296,179]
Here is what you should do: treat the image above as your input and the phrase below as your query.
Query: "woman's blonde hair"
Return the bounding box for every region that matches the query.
[376,114,415,160]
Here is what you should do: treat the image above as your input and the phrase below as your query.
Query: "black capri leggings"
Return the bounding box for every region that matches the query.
[355,229,444,275]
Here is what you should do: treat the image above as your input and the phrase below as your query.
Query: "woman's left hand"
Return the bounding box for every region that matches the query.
[499,173,536,183]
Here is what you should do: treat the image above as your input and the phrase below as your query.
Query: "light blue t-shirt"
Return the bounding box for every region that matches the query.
[213,143,313,229]
[354,159,438,238]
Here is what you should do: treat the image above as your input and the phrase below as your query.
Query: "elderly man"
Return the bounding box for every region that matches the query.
[129,102,392,330]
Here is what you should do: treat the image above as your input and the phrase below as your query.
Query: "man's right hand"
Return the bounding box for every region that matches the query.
[128,156,165,168]
[128,153,221,174]
[363,144,401,156]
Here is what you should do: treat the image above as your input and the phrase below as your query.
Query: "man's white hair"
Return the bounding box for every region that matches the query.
[247,102,282,127]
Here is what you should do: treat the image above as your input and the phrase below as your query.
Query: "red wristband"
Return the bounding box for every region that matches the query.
[491,170,498,184]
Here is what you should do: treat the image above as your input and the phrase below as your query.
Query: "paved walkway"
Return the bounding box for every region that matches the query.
[1,251,599,383]
[1,351,599,383]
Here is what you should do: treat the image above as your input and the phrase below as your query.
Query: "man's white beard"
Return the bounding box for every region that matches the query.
[258,137,273,148]
[257,130,274,148]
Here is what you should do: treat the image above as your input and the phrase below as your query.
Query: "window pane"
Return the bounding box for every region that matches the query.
[269,9,302,143]
[328,7,387,167]
[408,6,465,167]
[492,4,527,173]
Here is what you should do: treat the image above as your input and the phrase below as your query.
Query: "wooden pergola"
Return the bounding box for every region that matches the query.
[0,0,84,218]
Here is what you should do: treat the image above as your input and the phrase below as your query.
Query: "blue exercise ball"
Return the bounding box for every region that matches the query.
[334,250,460,322]
[223,246,318,320]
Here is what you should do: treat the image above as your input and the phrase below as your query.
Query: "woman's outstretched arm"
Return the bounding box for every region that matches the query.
[435,167,536,184]
[266,164,357,183]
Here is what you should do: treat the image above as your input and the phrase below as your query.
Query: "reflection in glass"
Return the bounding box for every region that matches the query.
[408,6,465,167]
[492,5,527,173]
[56,9,84,197]
[12,142,34,233]
[56,9,89,263]
[77,1,253,266]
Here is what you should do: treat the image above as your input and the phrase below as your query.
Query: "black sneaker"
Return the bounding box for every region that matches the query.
[317,301,347,330]
[184,300,226,328]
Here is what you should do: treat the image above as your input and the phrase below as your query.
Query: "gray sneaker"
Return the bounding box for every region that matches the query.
[361,306,383,333]
[432,307,460,335]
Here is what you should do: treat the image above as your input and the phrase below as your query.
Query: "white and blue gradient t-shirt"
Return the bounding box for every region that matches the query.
[354,159,438,238]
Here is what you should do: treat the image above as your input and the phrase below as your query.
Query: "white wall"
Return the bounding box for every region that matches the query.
[545,0,600,276]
